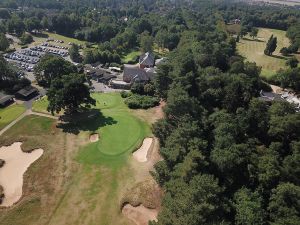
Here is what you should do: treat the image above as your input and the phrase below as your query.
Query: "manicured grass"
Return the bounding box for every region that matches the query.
[32,96,49,114]
[237,28,296,78]
[32,32,86,48]
[0,104,26,130]
[32,93,151,159]
[78,93,151,164]
[2,114,54,137]
[44,32,86,46]
[32,96,62,116]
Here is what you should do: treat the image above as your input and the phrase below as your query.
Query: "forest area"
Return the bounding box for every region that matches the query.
[0,0,300,224]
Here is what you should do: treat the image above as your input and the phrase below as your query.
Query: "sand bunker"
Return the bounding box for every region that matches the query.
[122,204,158,225]
[0,142,43,207]
[133,138,153,163]
[89,133,99,142]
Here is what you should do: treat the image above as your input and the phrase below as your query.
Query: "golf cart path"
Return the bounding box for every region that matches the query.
[0,109,58,137]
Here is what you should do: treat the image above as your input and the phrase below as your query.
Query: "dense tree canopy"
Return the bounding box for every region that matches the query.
[47,73,95,114]
[34,54,77,87]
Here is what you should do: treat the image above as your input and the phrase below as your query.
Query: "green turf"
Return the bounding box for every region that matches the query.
[1,114,54,138]
[32,96,49,114]
[237,28,292,75]
[0,104,26,130]
[78,93,151,165]
[45,32,86,46]
[31,92,151,164]
[77,93,151,166]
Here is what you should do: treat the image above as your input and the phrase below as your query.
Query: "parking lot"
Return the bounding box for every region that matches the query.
[4,43,69,73]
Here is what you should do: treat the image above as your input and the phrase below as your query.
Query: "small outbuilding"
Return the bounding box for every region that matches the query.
[15,86,39,100]
[0,93,14,107]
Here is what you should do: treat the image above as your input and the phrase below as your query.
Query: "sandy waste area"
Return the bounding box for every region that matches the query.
[122,204,158,225]
[133,138,153,163]
[0,142,43,207]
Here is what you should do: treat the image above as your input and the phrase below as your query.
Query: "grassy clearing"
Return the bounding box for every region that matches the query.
[237,28,299,79]
[121,49,141,64]
[0,104,26,130]
[226,24,241,34]
[45,32,86,46]
[32,96,49,114]
[31,32,86,48]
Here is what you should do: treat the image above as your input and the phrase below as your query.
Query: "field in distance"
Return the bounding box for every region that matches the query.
[237,27,300,79]
[248,0,300,6]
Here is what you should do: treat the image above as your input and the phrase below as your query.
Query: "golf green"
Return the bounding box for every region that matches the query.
[78,93,151,164]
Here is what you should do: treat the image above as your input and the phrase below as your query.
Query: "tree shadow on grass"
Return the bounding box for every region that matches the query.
[242,37,265,43]
[57,109,117,135]
[269,54,288,60]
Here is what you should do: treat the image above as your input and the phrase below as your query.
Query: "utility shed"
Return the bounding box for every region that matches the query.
[15,86,38,100]
[0,93,14,107]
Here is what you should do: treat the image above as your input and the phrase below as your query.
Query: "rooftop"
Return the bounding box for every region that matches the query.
[16,86,38,97]
[0,93,13,105]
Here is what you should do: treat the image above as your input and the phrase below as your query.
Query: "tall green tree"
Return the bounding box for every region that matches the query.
[47,73,95,114]
[250,27,258,39]
[268,183,300,225]
[285,56,299,68]
[0,33,9,51]
[140,31,153,53]
[34,55,77,87]
[69,44,82,63]
[234,188,265,225]
[264,35,277,56]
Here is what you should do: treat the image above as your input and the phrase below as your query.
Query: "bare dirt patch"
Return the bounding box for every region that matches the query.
[89,133,99,143]
[131,101,165,125]
[133,138,153,163]
[0,142,43,207]
[122,204,158,225]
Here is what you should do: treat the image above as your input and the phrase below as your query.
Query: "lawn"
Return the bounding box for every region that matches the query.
[32,32,86,48]
[78,93,151,162]
[45,32,86,46]
[0,93,153,225]
[237,28,297,79]
[121,49,141,64]
[0,104,26,130]
[32,96,49,114]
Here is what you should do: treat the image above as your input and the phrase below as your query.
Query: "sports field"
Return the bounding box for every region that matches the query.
[237,28,298,79]
[0,93,154,225]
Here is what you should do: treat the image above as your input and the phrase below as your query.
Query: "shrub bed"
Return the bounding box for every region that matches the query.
[124,94,159,109]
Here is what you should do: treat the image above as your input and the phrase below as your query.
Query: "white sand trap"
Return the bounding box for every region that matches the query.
[133,138,153,162]
[0,142,43,207]
[122,204,158,225]
[89,133,99,142]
